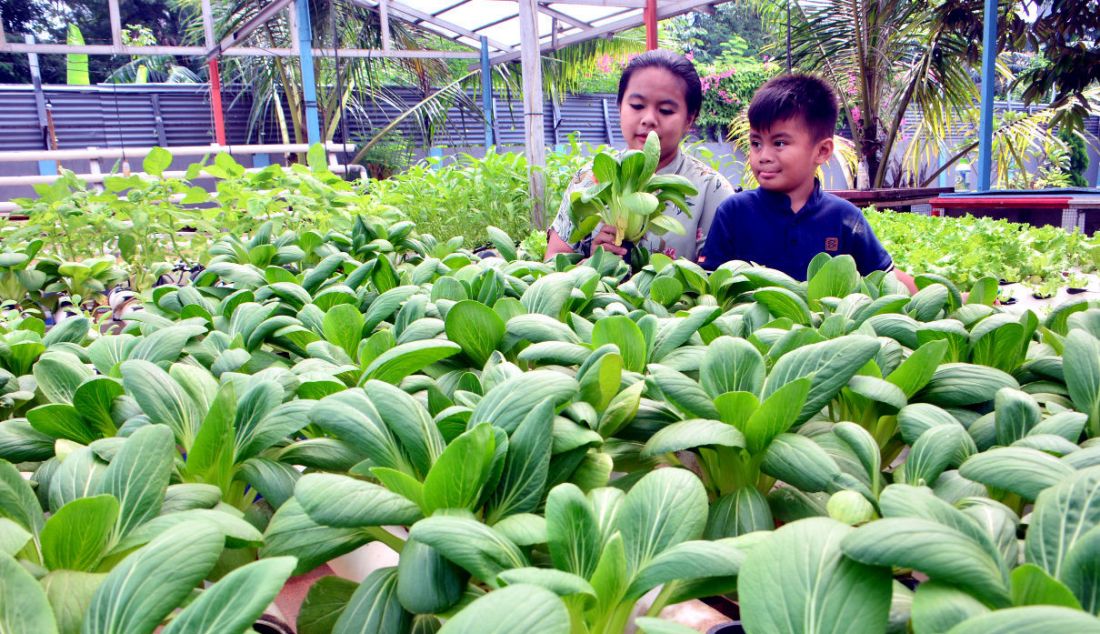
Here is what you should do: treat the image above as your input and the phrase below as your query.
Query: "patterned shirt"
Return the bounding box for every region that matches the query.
[549,150,736,261]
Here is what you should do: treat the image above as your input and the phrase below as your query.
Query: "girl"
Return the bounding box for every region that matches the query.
[546,49,735,261]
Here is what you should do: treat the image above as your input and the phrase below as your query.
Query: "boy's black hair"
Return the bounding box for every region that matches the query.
[617,49,703,119]
[747,74,838,142]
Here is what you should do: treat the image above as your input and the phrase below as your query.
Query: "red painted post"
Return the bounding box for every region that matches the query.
[645,0,658,50]
[207,58,227,145]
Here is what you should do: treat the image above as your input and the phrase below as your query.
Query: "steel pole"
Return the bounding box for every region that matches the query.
[976,0,998,191]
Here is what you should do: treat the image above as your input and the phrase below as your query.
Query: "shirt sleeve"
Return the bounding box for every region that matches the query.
[847,210,895,275]
[698,197,735,271]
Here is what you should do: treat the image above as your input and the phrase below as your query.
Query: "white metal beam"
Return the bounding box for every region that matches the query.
[379,0,392,50]
[208,0,295,58]
[537,0,646,7]
[492,0,720,63]
[537,4,591,30]
[518,0,546,227]
[0,41,478,59]
[108,0,123,47]
[200,0,217,48]
[346,0,513,52]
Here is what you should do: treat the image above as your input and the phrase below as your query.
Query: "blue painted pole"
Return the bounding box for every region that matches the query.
[481,36,494,148]
[938,149,947,188]
[976,0,998,192]
[296,0,322,144]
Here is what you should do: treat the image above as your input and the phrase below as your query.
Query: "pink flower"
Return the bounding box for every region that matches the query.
[663,247,677,258]
[685,51,695,61]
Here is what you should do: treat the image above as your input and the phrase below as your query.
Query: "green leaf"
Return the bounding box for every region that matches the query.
[841,517,1011,607]
[0,552,58,633]
[323,304,365,362]
[592,315,647,373]
[1010,563,1082,609]
[0,517,31,556]
[945,606,1100,633]
[761,433,848,495]
[71,378,123,438]
[1065,331,1100,436]
[807,255,861,306]
[545,483,601,579]
[397,538,466,615]
[886,339,948,398]
[445,300,506,368]
[1025,466,1100,581]
[27,404,97,445]
[705,487,773,538]
[295,473,422,528]
[423,423,496,513]
[635,617,700,634]
[120,360,203,448]
[83,521,223,634]
[910,581,990,634]
[649,365,720,419]
[364,340,462,385]
[743,377,811,453]
[332,567,412,634]
[627,538,746,600]
[917,363,1019,408]
[487,399,554,523]
[740,517,892,634]
[94,424,174,539]
[470,371,579,434]
[763,335,881,426]
[995,388,1041,446]
[754,287,813,325]
[42,316,89,347]
[162,557,297,634]
[700,336,765,399]
[41,570,105,634]
[596,380,645,438]
[496,567,596,602]
[617,468,708,574]
[436,583,569,634]
[521,272,575,320]
[959,447,1075,501]
[366,380,444,477]
[298,576,359,634]
[408,516,527,583]
[34,351,93,404]
[1062,524,1100,614]
[41,495,118,572]
[185,382,237,493]
[899,424,977,488]
[486,226,518,262]
[142,146,172,177]
[260,499,369,575]
[642,419,745,456]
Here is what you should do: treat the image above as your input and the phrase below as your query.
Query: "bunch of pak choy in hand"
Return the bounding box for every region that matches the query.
[568,131,698,265]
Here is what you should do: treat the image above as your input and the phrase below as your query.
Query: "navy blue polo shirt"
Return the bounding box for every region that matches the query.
[698,181,894,280]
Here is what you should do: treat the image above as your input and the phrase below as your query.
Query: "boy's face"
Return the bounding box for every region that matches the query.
[749,117,833,196]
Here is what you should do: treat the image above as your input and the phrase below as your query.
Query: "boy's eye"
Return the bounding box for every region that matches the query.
[659,109,674,116]
[774,140,787,147]
[630,104,644,111]
[750,140,761,148]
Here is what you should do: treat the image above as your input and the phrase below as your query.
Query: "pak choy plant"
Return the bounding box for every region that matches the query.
[0,423,296,634]
[568,132,697,263]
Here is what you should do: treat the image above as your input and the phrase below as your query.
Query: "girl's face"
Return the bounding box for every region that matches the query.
[619,66,695,166]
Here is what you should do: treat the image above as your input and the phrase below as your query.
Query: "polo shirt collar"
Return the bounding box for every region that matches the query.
[657,149,685,175]
[757,178,824,215]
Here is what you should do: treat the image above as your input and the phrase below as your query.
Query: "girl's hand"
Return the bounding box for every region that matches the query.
[592,224,627,256]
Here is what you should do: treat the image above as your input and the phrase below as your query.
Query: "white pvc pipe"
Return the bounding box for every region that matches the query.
[0,162,364,190]
[0,142,357,163]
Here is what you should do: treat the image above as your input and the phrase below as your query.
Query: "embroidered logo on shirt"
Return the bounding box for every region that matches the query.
[825,237,839,252]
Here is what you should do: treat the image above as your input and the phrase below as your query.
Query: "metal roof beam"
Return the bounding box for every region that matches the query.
[108,0,122,46]
[208,0,295,58]
[0,41,478,59]
[346,0,513,52]
[491,0,721,64]
[537,0,646,7]
[537,4,591,31]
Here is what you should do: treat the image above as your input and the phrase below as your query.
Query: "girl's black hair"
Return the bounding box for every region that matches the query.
[616,49,703,119]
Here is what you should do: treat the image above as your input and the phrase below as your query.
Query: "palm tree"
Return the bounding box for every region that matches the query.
[752,0,1091,190]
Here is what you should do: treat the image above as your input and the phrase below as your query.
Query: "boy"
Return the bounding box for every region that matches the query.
[699,74,916,292]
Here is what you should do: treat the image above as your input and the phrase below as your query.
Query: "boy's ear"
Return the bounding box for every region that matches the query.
[815,136,835,166]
